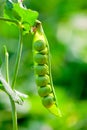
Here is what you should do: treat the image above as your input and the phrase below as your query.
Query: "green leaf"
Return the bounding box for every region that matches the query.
[4,1,39,33]
[4,1,21,20]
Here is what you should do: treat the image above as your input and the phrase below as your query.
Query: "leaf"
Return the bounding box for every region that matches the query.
[4,1,39,33]
[4,0,21,20]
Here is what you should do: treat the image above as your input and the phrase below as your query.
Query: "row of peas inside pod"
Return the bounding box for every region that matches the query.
[32,21,61,117]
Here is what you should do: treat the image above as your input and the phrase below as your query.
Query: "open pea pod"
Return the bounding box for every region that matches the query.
[32,20,61,117]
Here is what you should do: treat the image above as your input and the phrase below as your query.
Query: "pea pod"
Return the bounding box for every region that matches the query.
[33,21,61,117]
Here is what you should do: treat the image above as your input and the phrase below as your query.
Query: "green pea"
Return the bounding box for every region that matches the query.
[34,53,48,65]
[39,47,48,54]
[35,65,49,75]
[36,75,50,86]
[34,40,46,51]
[42,95,54,108]
[38,85,51,97]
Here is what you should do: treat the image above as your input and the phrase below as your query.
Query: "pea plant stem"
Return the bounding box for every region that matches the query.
[0,17,19,25]
[5,48,18,130]
[4,46,9,83]
[3,18,23,130]
[12,27,23,89]
[0,17,23,89]
[10,98,18,130]
[11,27,23,130]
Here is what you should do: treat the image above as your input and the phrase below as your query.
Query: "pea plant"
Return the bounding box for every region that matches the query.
[0,0,61,130]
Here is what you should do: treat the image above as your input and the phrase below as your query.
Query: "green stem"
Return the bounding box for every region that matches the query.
[4,46,9,83]
[10,27,23,130]
[1,17,23,130]
[0,17,19,25]
[10,98,18,130]
[5,47,18,130]
[12,27,23,89]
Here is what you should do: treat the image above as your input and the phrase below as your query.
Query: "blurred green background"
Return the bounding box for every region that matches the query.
[0,0,87,130]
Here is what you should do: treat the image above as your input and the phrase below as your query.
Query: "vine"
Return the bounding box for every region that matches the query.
[0,0,38,129]
[0,0,61,130]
